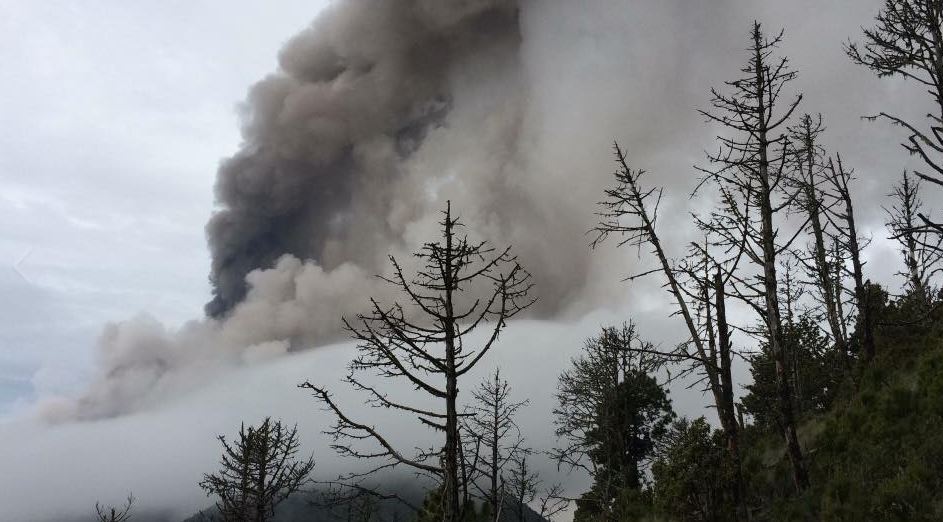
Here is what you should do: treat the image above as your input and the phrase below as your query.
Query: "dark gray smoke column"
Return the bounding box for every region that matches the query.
[205,0,522,317]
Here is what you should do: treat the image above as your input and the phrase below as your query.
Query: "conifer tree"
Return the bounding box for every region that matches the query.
[302,202,533,522]
[199,418,314,522]
[694,23,809,490]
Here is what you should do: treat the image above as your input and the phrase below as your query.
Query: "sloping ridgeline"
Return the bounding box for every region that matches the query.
[741,289,943,521]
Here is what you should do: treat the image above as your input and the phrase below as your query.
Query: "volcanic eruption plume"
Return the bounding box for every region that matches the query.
[49,0,629,421]
[206,0,526,317]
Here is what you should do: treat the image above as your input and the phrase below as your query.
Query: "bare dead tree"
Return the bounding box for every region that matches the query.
[594,144,748,517]
[779,260,808,418]
[780,258,804,329]
[301,202,534,522]
[498,453,567,522]
[693,22,809,491]
[503,453,537,522]
[829,236,852,344]
[683,242,749,518]
[821,155,876,363]
[95,494,134,522]
[461,369,528,521]
[199,418,315,522]
[885,171,943,304]
[201,424,252,522]
[789,114,849,362]
[593,146,717,385]
[593,151,740,442]
[711,270,745,517]
[848,0,943,236]
[535,484,569,522]
[680,242,750,516]
[252,419,315,522]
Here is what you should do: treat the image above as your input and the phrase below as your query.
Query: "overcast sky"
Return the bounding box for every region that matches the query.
[1,0,935,519]
[0,0,329,412]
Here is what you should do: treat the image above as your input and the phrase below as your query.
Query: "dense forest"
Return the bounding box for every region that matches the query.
[92,1,943,521]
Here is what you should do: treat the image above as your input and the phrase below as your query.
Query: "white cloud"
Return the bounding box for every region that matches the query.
[0,309,715,521]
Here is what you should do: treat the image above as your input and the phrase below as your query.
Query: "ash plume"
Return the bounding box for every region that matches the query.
[49,0,644,421]
[205,0,526,317]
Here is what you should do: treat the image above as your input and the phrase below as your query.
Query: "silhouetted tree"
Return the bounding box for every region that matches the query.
[885,171,943,305]
[302,202,534,522]
[848,0,943,236]
[500,453,567,522]
[200,418,315,522]
[503,454,537,522]
[536,484,569,522]
[790,114,849,363]
[594,147,745,516]
[462,369,527,521]
[693,22,809,491]
[552,324,674,521]
[681,243,745,507]
[822,156,875,362]
[95,494,134,522]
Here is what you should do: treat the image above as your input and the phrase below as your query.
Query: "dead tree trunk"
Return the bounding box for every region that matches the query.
[849,0,943,238]
[302,202,533,522]
[694,23,808,491]
[825,156,875,363]
[593,148,748,516]
[462,369,527,521]
[714,269,746,520]
[442,219,461,521]
[885,171,943,306]
[791,114,848,362]
[593,147,728,424]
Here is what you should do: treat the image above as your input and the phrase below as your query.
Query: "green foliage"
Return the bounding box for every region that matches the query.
[586,375,675,493]
[802,330,943,520]
[603,286,943,522]
[574,413,741,522]
[570,369,674,522]
[741,288,943,520]
[574,486,663,522]
[742,313,843,433]
[651,418,735,522]
[415,488,490,522]
[557,325,675,522]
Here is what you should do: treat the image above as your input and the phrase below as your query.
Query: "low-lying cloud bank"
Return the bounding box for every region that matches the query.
[2,310,714,522]
[41,255,380,420]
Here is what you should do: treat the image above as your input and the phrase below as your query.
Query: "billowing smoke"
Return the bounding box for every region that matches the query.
[205,0,527,316]
[47,0,631,421]
[42,257,383,421]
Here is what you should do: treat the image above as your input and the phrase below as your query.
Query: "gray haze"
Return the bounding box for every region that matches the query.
[2,0,939,519]
[1,310,712,522]
[204,0,540,317]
